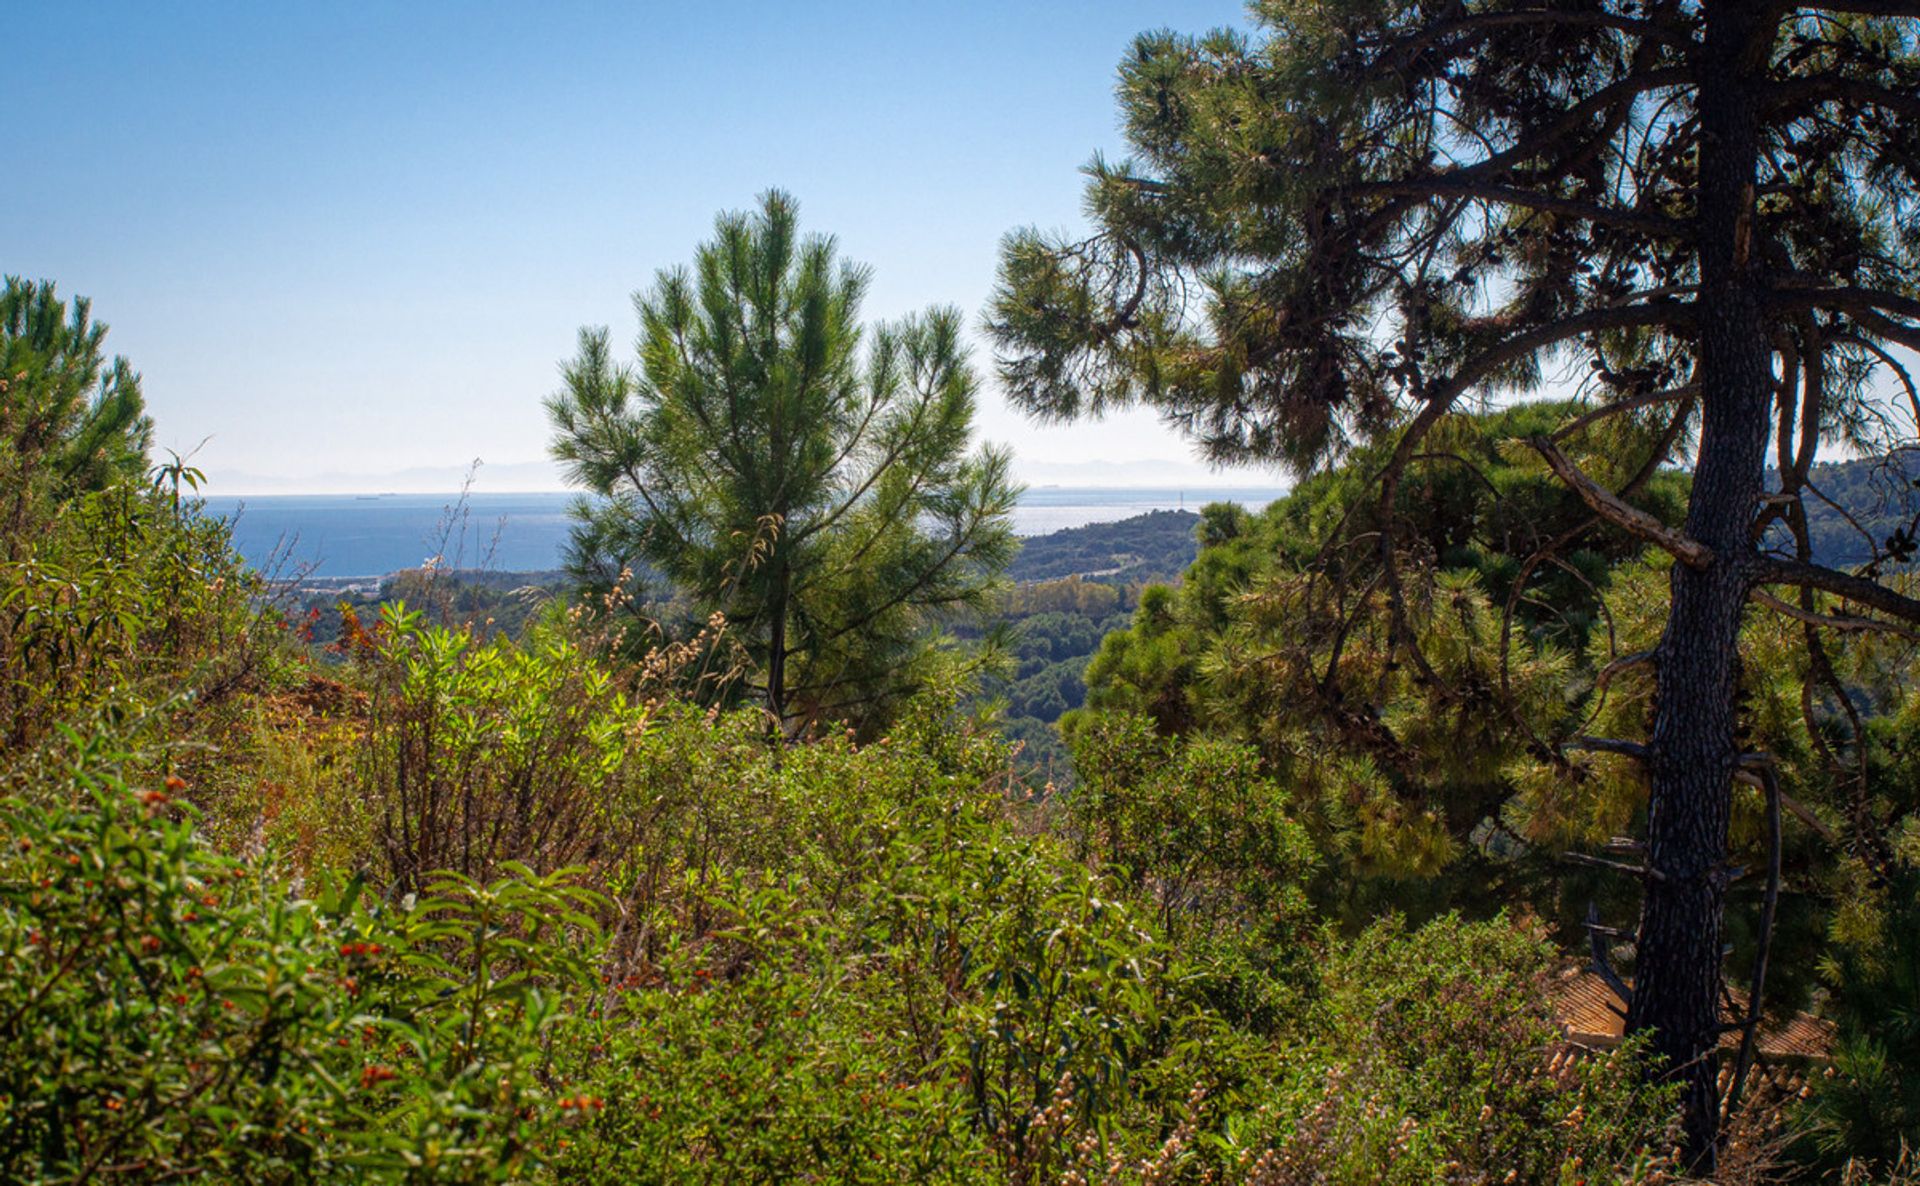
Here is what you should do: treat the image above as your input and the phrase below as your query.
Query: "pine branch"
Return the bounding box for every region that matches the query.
[1564,851,1665,881]
[1529,436,1715,568]
[1766,74,1920,122]
[1747,556,1920,625]
[1345,179,1684,237]
[1767,286,1920,351]
[1550,386,1699,443]
[1376,301,1698,498]
[1567,735,1652,761]
[1748,587,1920,642]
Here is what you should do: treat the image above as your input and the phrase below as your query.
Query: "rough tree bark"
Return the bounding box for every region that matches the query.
[1627,2,1772,1169]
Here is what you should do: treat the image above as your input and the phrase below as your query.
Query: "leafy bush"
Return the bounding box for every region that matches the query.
[0,416,1694,1181]
[352,603,638,891]
[0,731,600,1184]
[1261,914,1678,1184]
[0,474,267,758]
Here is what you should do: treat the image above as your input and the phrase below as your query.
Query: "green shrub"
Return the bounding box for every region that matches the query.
[352,603,639,891]
[1213,914,1679,1185]
[554,874,995,1184]
[0,730,600,1183]
[0,475,267,759]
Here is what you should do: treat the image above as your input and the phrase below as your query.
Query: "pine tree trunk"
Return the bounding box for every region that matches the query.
[1627,2,1773,1169]
[767,571,790,730]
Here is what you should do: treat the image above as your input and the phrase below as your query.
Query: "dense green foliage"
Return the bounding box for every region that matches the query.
[0,365,1708,1180]
[3,636,1687,1184]
[1,277,153,524]
[546,192,1017,733]
[1069,409,1920,1169]
[989,1,1920,1163]
[1,754,599,1183]
[1075,404,1690,862]
[1009,510,1202,585]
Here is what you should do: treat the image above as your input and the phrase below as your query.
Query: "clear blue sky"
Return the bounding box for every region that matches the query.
[7,0,1261,492]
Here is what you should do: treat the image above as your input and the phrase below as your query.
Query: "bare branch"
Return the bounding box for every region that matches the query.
[1565,851,1666,881]
[1747,556,1920,625]
[1734,764,1840,844]
[1550,385,1699,443]
[1567,735,1651,760]
[1837,332,1920,428]
[1530,436,1716,568]
[1749,587,1920,642]
[1768,286,1920,350]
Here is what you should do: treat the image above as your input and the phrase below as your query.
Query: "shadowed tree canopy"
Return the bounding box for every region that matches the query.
[549,191,1018,734]
[991,0,1920,1166]
[0,277,153,516]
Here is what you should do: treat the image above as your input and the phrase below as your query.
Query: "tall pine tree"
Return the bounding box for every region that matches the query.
[549,192,1018,733]
[991,2,1920,1165]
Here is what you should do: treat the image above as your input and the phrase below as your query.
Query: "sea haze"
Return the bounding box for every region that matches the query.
[200,488,1288,579]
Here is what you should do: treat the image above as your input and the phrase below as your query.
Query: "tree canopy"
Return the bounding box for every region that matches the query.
[548,191,1018,733]
[0,277,153,537]
[992,1,1920,1164]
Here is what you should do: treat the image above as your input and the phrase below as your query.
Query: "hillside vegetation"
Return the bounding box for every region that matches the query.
[11,405,1920,1180]
[0,465,1707,1184]
[15,11,1920,1158]
[4,300,1743,1183]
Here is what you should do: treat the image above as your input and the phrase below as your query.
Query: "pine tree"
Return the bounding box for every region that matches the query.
[0,277,154,530]
[549,191,1018,733]
[990,2,1920,1164]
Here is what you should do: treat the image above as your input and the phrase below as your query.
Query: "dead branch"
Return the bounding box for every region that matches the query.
[1530,436,1715,568]
[1748,587,1920,643]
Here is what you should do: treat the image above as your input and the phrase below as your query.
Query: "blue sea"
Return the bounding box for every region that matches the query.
[200,488,1287,579]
